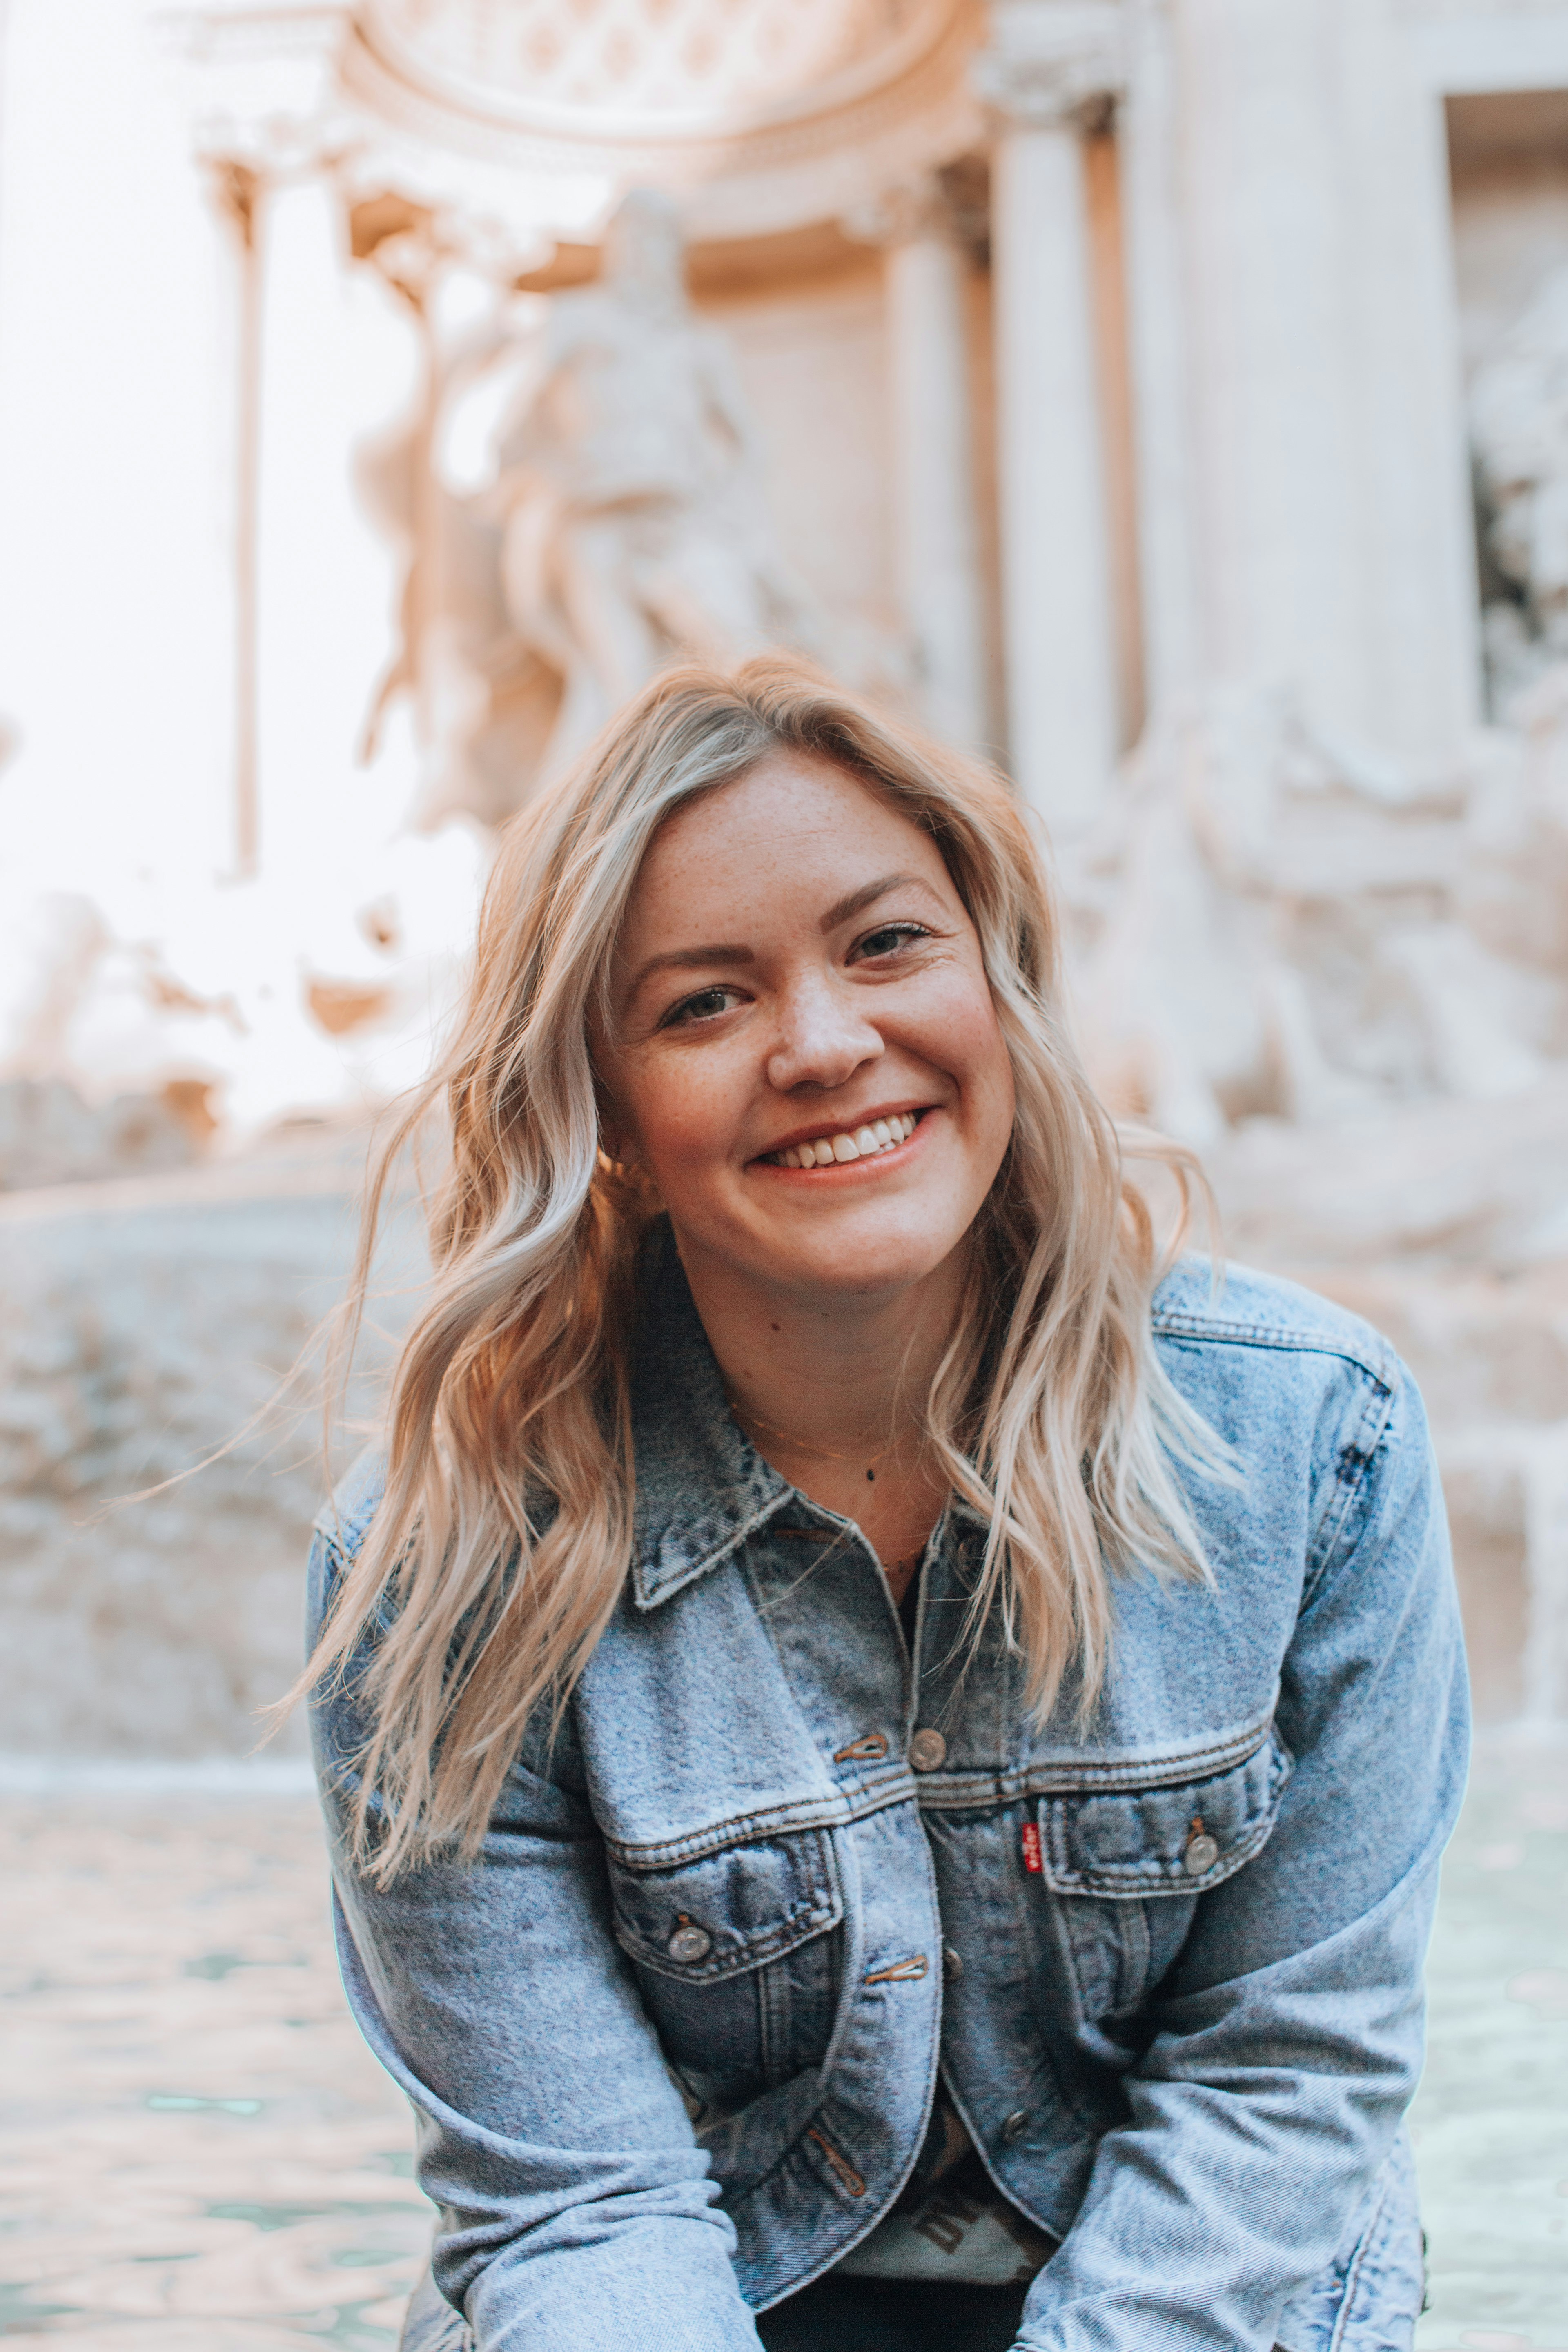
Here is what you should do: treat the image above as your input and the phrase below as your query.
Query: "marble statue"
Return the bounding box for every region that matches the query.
[1071,684,1564,1150]
[481,189,822,784]
[1471,265,1568,718]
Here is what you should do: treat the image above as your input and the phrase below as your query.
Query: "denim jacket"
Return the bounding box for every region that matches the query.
[310,1225,1468,2352]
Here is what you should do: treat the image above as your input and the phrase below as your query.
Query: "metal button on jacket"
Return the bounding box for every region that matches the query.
[909,1728,947,1773]
[942,1945,964,1982]
[1001,2109,1030,2144]
[1183,1831,1221,1877]
[667,1923,712,1964]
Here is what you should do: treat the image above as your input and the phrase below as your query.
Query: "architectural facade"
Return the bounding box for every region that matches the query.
[2,0,1564,1121]
[7,0,1568,1742]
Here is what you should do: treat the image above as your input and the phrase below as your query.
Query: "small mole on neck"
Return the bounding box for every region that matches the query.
[866,1468,875,1482]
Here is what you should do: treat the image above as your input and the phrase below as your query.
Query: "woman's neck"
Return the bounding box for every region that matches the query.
[675,1235,969,1590]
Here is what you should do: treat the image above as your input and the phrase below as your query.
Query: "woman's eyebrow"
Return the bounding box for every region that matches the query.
[819,872,938,931]
[623,941,755,1000]
[621,875,939,1005]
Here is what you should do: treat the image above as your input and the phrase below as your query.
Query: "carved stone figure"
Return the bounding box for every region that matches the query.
[1071,684,1564,1149]
[482,189,821,783]
[1471,265,1568,717]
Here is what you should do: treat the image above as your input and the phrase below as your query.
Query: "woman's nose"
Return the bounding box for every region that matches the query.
[764,973,884,1094]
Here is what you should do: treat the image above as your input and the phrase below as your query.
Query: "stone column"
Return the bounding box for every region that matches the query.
[975,48,1121,838]
[1168,0,1479,757]
[853,180,989,753]
[253,168,394,880]
[1117,0,1201,716]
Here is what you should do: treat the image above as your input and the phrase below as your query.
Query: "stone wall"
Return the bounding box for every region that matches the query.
[0,1133,421,1762]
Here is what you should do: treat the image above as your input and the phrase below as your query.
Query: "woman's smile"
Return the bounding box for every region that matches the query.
[598,749,1016,1312]
[754,1106,926,1172]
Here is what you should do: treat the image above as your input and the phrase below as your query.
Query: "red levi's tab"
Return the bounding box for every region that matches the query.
[1020,1820,1043,1875]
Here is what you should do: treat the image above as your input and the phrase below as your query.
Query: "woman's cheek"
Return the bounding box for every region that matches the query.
[634,1056,740,1187]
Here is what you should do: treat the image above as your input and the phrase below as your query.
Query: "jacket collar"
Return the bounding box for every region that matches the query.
[627,1218,795,1609]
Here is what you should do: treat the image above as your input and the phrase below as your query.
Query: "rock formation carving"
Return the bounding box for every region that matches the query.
[1071,682,1568,1151]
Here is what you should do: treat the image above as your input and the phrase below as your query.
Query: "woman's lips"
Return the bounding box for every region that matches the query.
[755,1110,927,1170]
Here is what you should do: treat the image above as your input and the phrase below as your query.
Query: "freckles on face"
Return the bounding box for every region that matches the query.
[598,752,1016,1298]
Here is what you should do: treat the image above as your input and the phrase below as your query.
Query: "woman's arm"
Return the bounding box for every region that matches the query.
[1014,1361,1469,2351]
[309,1526,766,2352]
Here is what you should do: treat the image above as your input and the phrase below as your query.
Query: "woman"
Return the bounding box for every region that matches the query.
[303,659,1466,2352]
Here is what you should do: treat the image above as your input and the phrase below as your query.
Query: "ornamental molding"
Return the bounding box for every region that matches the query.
[842,170,966,249]
[167,0,989,244]
[336,0,986,239]
[970,38,1125,130]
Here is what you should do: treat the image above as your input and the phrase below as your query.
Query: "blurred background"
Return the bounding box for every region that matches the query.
[0,3,1566,2347]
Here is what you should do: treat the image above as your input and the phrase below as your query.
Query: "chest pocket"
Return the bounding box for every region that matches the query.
[1038,1731,1291,1899]
[606,1828,844,2106]
[1033,1733,1292,2030]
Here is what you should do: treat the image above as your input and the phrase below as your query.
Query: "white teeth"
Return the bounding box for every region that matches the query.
[769,1113,920,1167]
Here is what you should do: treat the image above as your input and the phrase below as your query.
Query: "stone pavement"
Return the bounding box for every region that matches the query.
[0,1746,1563,2348]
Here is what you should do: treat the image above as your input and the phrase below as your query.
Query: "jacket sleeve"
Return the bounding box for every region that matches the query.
[308,1531,765,2352]
[1014,1359,1470,2352]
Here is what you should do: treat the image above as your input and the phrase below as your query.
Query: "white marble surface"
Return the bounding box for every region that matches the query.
[0,1747,1563,2345]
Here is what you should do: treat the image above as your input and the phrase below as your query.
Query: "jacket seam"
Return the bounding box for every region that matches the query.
[1152,1312,1396,1390]
[1303,1374,1401,1598]
[915,1715,1273,1809]
[632,1488,793,1611]
[1327,2160,1394,2352]
[603,1781,915,1870]
[604,1721,1278,1864]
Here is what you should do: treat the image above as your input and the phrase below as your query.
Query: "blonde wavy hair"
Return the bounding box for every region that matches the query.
[301,657,1227,1882]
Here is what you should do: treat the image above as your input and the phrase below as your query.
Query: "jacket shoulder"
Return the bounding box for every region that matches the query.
[312,1445,388,1563]
[1152,1256,1399,1394]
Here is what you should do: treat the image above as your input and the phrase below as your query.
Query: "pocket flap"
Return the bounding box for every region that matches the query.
[608,1826,843,1981]
[1038,1733,1291,1898]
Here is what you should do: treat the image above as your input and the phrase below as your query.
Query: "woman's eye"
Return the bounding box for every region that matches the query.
[853,922,929,962]
[662,985,742,1028]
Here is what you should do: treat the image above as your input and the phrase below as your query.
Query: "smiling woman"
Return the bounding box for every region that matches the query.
[296,658,1467,2352]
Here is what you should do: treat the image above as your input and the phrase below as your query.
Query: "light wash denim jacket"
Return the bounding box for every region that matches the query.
[310,1223,1468,2352]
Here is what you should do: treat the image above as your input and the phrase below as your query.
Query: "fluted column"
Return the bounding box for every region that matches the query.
[253,169,392,879]
[851,178,989,753]
[975,47,1121,837]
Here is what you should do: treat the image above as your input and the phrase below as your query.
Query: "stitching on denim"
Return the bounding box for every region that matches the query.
[610,1838,844,1984]
[632,1486,794,1609]
[1151,1309,1397,1391]
[1303,1373,1401,1599]
[1327,2164,1392,2352]
[604,1777,914,1869]
[915,1713,1274,1811]
[1036,1761,1284,1900]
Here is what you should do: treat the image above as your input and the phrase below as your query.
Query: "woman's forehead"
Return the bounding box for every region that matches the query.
[628,753,949,927]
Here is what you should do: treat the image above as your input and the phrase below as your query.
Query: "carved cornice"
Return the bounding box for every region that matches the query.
[842,170,964,249]
[169,0,989,244]
[971,40,1124,132]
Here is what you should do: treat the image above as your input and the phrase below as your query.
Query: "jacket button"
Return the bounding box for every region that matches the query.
[1183,1831,1221,1877]
[942,1945,964,1982]
[667,1924,713,1964]
[1001,2109,1030,2144]
[909,1728,947,1772]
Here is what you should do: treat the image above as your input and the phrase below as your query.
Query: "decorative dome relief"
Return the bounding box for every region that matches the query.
[359,0,951,132]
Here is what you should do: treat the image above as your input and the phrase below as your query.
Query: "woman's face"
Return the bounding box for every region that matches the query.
[598,752,1016,1310]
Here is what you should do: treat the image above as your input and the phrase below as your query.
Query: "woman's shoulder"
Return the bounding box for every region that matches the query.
[312,1445,388,1569]
[1151,1255,1400,1394]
